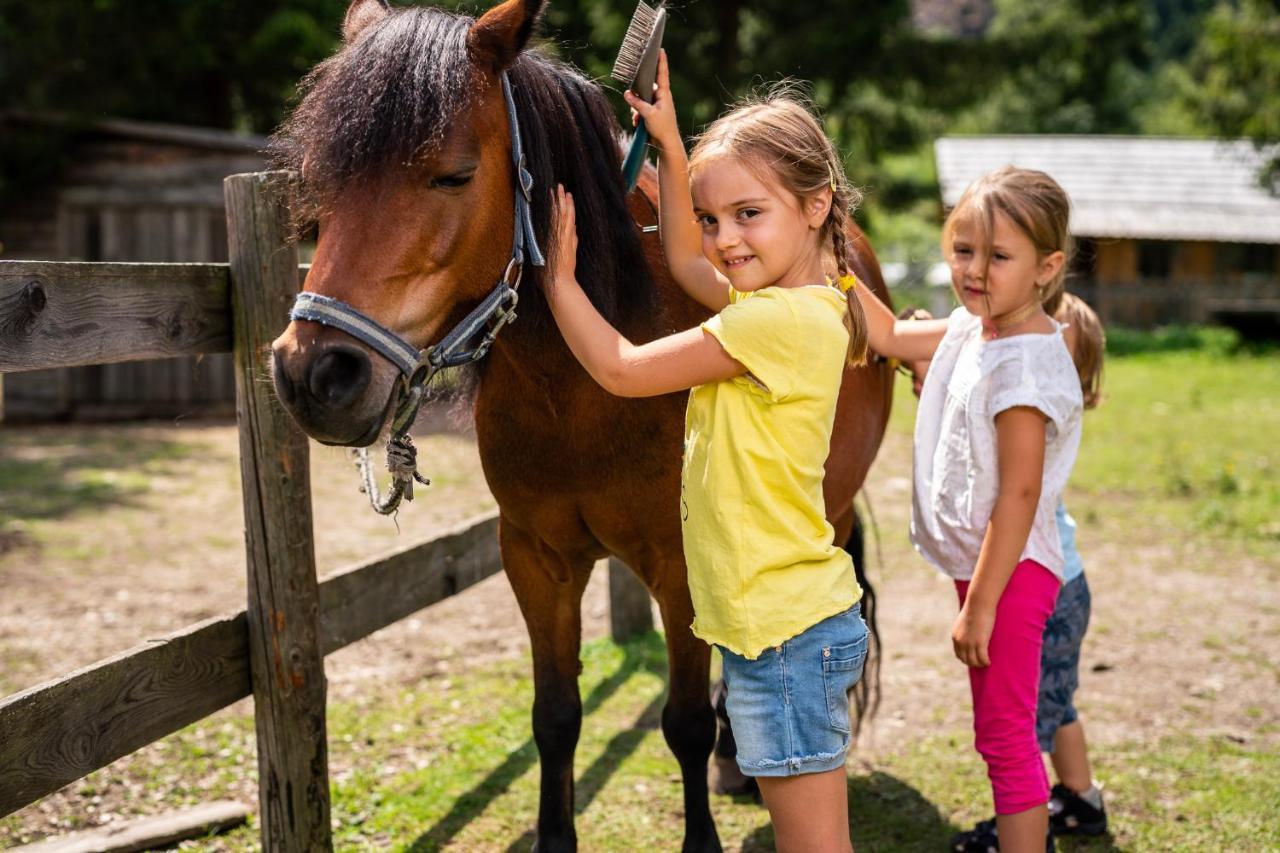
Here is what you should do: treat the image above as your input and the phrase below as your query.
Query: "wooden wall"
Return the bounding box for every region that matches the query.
[1085,237,1280,327]
[1,139,263,422]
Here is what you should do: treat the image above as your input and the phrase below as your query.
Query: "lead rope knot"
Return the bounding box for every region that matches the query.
[352,434,431,517]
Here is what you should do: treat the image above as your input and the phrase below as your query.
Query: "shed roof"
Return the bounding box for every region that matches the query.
[934,135,1280,244]
[3,111,269,153]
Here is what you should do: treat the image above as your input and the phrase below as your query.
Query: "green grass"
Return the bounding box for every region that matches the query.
[888,335,1280,549]
[0,429,208,524]
[8,633,1273,850]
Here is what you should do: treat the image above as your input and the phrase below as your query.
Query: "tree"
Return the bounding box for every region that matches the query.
[0,0,347,131]
[1181,0,1280,153]
[953,0,1150,135]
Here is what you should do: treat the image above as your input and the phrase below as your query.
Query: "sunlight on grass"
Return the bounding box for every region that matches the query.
[888,338,1280,548]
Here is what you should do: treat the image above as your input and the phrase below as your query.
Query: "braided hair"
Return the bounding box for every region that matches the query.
[688,87,869,366]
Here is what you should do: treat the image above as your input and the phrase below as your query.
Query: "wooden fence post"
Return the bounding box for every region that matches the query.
[224,171,332,851]
[608,557,654,641]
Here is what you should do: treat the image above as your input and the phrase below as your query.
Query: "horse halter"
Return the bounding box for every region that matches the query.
[288,71,546,513]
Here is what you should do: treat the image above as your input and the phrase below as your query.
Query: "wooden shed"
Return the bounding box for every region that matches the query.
[935,135,1280,329]
[0,115,270,421]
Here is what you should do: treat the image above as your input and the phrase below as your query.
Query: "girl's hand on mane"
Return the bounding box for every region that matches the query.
[623,49,680,154]
[549,184,580,302]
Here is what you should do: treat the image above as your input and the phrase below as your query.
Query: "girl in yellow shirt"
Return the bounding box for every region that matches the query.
[543,51,870,852]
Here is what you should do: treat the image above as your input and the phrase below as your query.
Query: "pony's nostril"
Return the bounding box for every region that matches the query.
[307,346,371,408]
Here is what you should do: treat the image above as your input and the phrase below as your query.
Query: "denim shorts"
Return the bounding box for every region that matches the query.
[717,603,868,777]
[1036,573,1091,751]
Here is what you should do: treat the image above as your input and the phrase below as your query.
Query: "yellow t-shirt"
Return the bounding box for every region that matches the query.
[682,283,861,659]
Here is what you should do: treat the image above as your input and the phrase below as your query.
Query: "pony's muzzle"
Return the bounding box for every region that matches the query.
[270,331,392,447]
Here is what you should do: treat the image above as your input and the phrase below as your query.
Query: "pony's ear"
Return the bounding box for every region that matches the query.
[343,0,390,43]
[466,0,545,73]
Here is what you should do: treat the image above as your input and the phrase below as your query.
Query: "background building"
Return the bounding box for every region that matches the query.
[935,135,1280,330]
[0,115,268,421]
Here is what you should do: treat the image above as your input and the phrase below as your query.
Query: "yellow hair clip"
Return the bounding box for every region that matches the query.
[836,274,860,294]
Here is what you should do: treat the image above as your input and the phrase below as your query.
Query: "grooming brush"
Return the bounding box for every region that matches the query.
[612,1,667,191]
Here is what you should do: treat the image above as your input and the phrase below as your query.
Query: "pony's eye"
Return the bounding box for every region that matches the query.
[431,172,474,189]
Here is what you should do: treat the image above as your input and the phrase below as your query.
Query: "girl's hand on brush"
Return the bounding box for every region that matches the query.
[623,49,680,152]
[951,603,995,668]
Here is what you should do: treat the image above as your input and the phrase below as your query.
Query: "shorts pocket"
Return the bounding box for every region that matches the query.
[821,634,868,733]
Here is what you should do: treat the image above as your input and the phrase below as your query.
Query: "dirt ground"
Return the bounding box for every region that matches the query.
[2,400,1277,846]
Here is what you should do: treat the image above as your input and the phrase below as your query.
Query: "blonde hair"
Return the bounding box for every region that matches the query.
[688,89,868,367]
[1054,292,1105,409]
[942,166,1073,313]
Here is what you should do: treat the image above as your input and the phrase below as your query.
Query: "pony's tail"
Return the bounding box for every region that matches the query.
[848,496,882,737]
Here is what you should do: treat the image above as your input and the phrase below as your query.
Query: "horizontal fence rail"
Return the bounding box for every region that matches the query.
[0,512,500,818]
[0,262,233,373]
[0,261,312,374]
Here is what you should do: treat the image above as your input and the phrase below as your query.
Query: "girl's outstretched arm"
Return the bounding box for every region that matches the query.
[547,186,744,397]
[852,280,949,363]
[625,51,729,312]
[952,406,1048,667]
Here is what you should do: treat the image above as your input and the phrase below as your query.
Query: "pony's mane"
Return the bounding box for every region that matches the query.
[271,5,654,332]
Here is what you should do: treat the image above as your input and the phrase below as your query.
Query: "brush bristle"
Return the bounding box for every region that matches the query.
[611,1,659,86]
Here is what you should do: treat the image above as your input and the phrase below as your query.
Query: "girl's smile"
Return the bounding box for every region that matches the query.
[690,157,829,291]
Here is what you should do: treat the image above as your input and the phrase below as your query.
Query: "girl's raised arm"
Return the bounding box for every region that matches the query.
[625,51,729,312]
[852,279,949,362]
[547,187,744,397]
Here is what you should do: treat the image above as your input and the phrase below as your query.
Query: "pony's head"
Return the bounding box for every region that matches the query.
[269,0,651,446]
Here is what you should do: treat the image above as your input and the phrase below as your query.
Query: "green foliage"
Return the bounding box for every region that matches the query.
[0,0,348,131]
[1,0,1275,257]
[1103,324,1245,356]
[954,0,1150,134]
[1178,0,1280,174]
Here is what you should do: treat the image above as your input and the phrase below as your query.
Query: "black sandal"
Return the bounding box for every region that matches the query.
[949,817,1056,852]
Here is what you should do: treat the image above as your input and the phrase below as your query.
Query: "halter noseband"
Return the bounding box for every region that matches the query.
[287,71,546,512]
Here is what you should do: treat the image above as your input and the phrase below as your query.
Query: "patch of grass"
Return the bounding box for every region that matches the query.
[0,429,211,524]
[869,733,1280,852]
[6,635,1277,850]
[1103,325,1249,357]
[888,347,1280,549]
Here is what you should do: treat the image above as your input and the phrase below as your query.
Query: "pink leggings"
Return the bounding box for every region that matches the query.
[955,560,1060,815]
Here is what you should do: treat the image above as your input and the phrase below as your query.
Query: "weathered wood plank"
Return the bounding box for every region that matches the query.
[321,513,501,654]
[608,557,654,641]
[0,261,232,373]
[0,614,251,818]
[12,800,248,852]
[225,170,331,852]
[0,514,500,819]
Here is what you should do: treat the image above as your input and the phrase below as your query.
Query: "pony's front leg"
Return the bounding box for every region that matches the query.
[501,518,591,853]
[653,576,723,853]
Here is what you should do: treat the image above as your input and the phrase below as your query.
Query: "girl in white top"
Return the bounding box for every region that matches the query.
[852,167,1083,853]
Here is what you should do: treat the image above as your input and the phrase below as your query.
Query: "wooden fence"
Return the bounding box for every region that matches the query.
[0,171,653,849]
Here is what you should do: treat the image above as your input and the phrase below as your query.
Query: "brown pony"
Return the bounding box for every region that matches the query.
[269,1,893,849]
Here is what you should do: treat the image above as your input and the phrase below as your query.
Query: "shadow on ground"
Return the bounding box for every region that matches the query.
[0,425,211,526]
[736,770,957,852]
[407,633,668,853]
